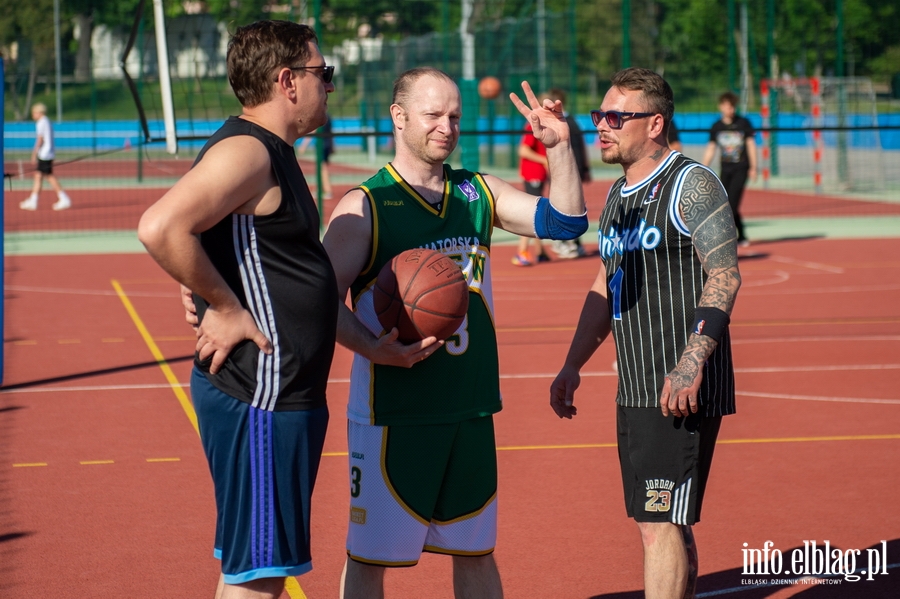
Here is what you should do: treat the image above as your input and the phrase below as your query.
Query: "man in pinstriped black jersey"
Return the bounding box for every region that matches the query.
[550,68,741,599]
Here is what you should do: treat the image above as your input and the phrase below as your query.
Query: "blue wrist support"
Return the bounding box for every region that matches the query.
[533,196,589,240]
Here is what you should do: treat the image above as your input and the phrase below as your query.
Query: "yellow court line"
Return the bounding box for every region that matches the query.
[112,279,199,436]
[111,281,308,599]
[13,463,48,467]
[284,576,308,599]
[80,460,115,465]
[322,433,900,458]
[718,433,900,444]
[146,458,181,463]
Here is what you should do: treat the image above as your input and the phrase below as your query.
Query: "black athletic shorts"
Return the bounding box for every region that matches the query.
[37,159,53,174]
[616,405,722,525]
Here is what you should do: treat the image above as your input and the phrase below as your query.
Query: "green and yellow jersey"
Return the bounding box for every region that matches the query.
[347,163,501,426]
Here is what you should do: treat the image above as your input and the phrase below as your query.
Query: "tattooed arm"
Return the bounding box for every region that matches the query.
[660,166,742,417]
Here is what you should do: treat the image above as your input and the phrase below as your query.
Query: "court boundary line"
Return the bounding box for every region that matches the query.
[111,279,307,599]
[111,278,198,435]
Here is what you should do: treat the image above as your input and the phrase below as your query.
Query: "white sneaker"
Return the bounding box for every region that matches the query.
[553,240,578,259]
[53,192,71,211]
[20,195,38,211]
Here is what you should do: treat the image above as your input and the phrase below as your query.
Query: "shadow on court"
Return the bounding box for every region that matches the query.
[589,538,899,599]
[0,355,194,391]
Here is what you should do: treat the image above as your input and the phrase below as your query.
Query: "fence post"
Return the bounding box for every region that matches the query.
[811,77,823,195]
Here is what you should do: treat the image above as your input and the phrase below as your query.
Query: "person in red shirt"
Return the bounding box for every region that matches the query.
[512,103,551,266]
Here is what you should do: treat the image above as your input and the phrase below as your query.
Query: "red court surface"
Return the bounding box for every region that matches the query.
[1,237,899,598]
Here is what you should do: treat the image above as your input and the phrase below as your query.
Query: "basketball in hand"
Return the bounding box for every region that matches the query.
[373,248,469,343]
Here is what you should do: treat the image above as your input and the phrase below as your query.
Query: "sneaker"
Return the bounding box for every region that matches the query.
[553,240,578,259]
[575,244,587,257]
[536,252,551,263]
[53,192,72,211]
[511,252,533,266]
[20,195,38,211]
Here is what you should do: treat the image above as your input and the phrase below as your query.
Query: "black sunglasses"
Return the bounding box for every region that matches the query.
[590,110,655,129]
[278,65,335,84]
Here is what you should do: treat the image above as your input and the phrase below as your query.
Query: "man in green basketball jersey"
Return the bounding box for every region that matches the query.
[323,67,587,598]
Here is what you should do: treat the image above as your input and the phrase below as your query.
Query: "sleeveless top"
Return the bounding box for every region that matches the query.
[598,152,736,417]
[348,163,501,426]
[193,116,338,412]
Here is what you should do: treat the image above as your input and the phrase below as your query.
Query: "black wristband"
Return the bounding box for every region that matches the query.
[692,307,730,342]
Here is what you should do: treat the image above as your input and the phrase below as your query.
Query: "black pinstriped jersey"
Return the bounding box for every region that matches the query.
[598,152,736,417]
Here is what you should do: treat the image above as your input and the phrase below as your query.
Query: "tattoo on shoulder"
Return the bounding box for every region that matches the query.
[679,167,738,270]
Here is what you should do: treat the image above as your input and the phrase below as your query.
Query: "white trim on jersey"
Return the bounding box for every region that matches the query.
[668,163,728,237]
[670,477,693,525]
[233,214,282,412]
[620,151,679,196]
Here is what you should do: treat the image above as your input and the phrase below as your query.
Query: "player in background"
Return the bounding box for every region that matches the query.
[546,88,591,259]
[324,67,587,599]
[550,67,741,599]
[140,21,337,599]
[702,91,757,246]
[511,92,551,265]
[20,103,71,211]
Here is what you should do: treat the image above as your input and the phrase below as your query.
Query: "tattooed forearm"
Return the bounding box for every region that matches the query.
[679,166,742,314]
[668,336,717,391]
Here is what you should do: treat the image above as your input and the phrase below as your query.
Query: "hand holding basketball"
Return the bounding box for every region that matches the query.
[373,248,469,344]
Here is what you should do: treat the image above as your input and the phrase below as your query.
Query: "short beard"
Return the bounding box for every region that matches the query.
[600,147,623,165]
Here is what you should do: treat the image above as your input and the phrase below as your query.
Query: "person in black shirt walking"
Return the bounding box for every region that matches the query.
[702,91,757,246]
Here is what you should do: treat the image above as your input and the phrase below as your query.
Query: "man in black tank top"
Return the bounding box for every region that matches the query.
[139,21,337,598]
[550,68,742,599]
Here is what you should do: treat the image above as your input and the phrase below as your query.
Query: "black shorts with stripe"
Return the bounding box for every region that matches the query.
[616,405,721,525]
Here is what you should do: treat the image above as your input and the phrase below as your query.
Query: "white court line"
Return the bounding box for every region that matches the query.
[737,363,900,373]
[5,285,178,298]
[740,283,900,295]
[768,254,845,273]
[738,391,900,405]
[732,335,900,344]
[740,269,791,288]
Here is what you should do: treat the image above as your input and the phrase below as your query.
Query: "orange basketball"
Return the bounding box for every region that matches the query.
[373,248,469,343]
[478,76,502,100]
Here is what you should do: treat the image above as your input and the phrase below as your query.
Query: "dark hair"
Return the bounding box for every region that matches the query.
[392,67,456,107]
[610,67,675,135]
[546,88,567,105]
[227,20,318,108]
[718,91,739,107]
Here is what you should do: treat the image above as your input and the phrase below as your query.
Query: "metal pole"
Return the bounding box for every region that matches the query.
[54,0,63,121]
[767,0,778,176]
[314,0,324,221]
[622,0,631,68]
[739,0,749,112]
[152,0,178,154]
[0,57,5,385]
[836,0,848,186]
[460,0,479,171]
[727,0,736,92]
[537,0,547,92]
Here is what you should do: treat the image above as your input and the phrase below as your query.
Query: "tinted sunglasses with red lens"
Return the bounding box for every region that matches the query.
[590,110,655,129]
